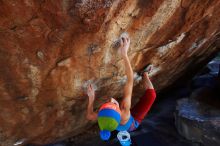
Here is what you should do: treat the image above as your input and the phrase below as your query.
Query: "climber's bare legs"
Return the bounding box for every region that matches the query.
[131,71,156,123]
[143,72,154,90]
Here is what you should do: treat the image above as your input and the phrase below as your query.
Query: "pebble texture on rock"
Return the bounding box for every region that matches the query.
[0,0,220,145]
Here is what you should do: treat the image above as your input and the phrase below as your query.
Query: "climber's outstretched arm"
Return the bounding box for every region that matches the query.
[120,36,133,115]
[86,84,98,121]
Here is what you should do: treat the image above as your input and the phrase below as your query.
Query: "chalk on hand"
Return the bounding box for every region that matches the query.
[112,32,129,49]
[82,80,98,94]
[120,32,129,39]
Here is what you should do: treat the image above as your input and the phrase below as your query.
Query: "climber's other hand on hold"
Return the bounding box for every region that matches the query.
[86,84,98,121]
[87,84,95,103]
[119,35,130,58]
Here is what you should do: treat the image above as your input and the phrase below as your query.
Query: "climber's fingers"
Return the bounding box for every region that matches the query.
[121,35,130,45]
[88,84,93,91]
[127,37,130,44]
[87,84,91,92]
[120,38,123,48]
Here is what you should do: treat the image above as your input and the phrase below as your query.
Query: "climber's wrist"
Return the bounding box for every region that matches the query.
[88,99,94,105]
[122,54,128,59]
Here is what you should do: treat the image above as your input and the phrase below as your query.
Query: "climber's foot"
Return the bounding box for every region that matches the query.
[140,64,153,89]
[138,64,153,76]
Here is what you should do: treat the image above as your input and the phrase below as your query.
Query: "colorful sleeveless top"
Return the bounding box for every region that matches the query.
[116,115,139,132]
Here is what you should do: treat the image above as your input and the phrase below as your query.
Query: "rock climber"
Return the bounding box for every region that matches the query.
[86,34,156,141]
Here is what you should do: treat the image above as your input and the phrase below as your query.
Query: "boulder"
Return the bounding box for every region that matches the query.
[191,53,220,88]
[0,0,220,145]
[175,56,220,146]
[175,98,220,146]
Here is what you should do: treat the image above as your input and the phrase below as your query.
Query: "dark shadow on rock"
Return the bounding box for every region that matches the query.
[175,54,220,146]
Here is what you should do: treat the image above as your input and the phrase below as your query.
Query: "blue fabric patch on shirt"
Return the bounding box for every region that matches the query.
[116,115,139,131]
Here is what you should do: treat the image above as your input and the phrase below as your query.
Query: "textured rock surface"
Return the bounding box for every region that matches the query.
[175,59,220,146]
[175,98,220,146]
[0,0,220,145]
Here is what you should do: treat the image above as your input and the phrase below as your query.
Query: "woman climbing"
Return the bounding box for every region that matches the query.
[86,34,156,141]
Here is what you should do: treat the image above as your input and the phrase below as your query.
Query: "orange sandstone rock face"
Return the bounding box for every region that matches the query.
[0,0,220,145]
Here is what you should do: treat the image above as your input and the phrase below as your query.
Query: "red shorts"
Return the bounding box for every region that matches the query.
[131,89,156,123]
